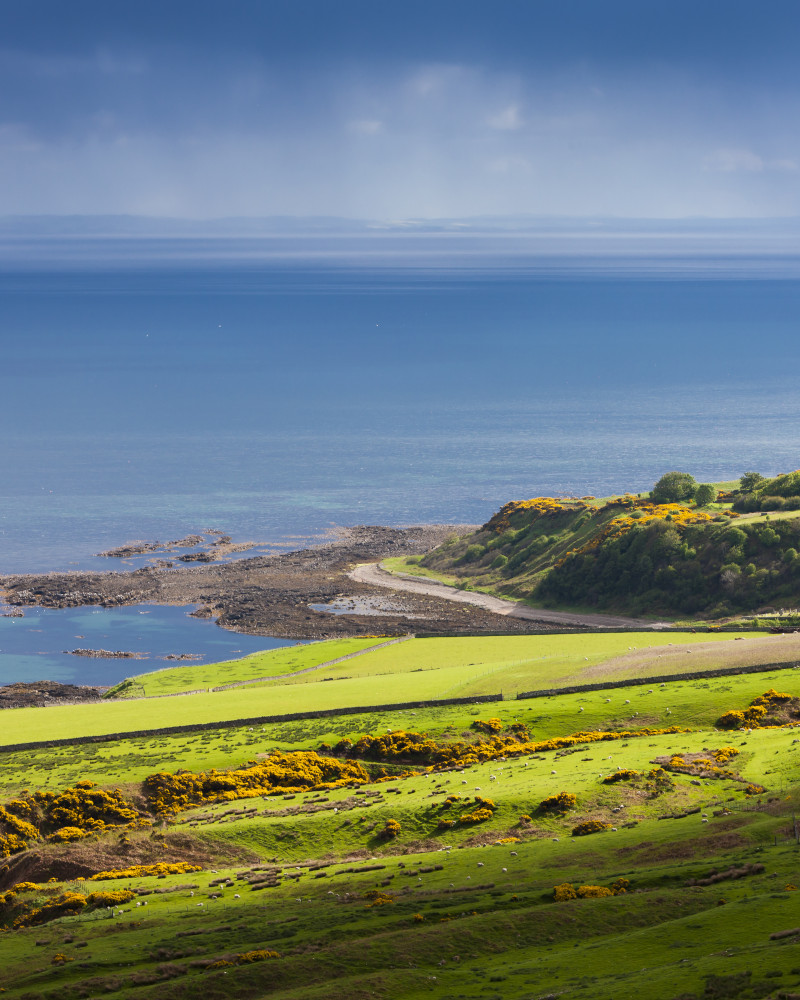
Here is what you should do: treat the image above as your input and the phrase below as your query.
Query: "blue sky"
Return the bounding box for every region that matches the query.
[2,0,799,219]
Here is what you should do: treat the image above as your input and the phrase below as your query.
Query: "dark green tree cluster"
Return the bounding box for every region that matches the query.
[650,471,718,507]
[734,469,800,512]
[536,516,800,616]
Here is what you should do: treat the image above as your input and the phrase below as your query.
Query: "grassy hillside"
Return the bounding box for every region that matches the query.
[1,646,799,999]
[413,492,800,618]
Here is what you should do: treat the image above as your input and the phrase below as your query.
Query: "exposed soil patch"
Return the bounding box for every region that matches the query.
[1,525,559,641]
[0,832,258,889]
[616,821,750,863]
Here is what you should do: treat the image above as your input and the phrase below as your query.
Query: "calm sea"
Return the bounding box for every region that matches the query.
[2,229,800,576]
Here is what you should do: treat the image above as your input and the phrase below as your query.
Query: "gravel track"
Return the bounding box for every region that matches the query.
[349,562,654,629]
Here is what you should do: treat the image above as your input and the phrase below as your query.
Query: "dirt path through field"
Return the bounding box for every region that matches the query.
[349,563,653,629]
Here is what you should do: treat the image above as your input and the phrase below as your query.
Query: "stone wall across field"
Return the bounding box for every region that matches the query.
[0,692,503,754]
[514,659,800,701]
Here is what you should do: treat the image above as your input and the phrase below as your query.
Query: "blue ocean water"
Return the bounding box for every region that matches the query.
[2,230,800,576]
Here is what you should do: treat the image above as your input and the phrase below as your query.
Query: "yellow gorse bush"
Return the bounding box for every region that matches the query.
[86,889,136,907]
[90,862,201,881]
[488,497,586,532]
[717,689,797,729]
[537,791,577,814]
[602,770,639,784]
[13,891,87,927]
[144,751,369,814]
[333,725,688,771]
[564,501,718,564]
[571,820,612,837]
[553,877,629,901]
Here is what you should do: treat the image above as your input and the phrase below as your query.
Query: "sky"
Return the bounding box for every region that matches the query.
[1,0,800,220]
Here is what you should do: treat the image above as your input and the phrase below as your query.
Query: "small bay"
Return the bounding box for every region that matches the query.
[0,605,293,687]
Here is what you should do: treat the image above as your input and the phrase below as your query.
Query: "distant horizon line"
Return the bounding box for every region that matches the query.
[2,213,800,236]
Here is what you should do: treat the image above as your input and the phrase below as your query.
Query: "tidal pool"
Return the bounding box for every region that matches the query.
[0,604,295,687]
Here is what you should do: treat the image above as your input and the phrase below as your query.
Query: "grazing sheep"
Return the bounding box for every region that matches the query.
[234,894,240,899]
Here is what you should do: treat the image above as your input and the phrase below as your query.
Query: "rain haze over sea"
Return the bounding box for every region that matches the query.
[4,0,800,575]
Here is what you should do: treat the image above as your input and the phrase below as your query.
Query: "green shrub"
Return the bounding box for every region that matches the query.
[650,471,698,504]
[491,554,508,569]
[695,483,718,507]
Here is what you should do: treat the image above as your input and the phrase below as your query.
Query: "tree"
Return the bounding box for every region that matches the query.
[739,471,766,493]
[694,483,717,507]
[650,471,698,504]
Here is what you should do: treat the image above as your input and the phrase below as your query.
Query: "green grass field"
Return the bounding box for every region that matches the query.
[3,630,793,748]
[110,636,388,698]
[1,629,800,999]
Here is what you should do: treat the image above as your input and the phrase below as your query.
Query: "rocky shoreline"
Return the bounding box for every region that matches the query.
[0,524,556,641]
[0,680,107,709]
